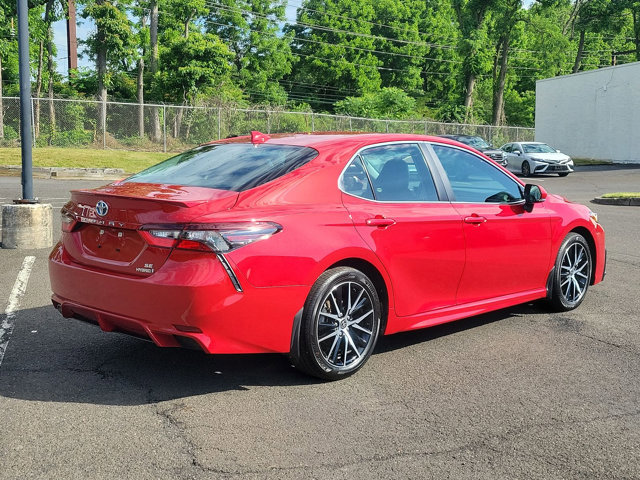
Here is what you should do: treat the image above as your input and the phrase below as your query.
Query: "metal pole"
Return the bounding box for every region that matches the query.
[17,0,34,201]
[311,113,315,132]
[218,107,221,139]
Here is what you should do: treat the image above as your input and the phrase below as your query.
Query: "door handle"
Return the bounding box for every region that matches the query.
[365,217,396,227]
[464,215,487,225]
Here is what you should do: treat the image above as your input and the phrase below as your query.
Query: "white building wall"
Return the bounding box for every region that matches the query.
[535,62,640,163]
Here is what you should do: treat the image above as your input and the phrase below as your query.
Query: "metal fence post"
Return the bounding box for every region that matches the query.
[163,104,167,153]
[218,107,222,139]
[349,117,352,131]
[311,113,315,132]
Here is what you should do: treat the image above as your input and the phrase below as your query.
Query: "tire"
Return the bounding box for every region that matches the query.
[521,161,531,177]
[292,267,382,380]
[548,233,592,311]
[558,172,569,177]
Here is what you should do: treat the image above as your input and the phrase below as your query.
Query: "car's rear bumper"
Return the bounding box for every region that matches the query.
[49,242,309,354]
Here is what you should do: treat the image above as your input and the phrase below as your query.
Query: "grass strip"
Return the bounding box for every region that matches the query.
[600,192,640,199]
[0,148,172,173]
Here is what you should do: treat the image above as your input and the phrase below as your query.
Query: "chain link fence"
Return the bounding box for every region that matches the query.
[0,96,535,153]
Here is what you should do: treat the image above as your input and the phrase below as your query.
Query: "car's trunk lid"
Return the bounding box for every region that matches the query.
[62,182,238,276]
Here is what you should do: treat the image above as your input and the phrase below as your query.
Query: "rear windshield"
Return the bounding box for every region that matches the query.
[123,143,318,191]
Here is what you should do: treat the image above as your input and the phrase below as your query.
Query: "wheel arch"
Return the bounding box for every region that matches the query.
[289,255,393,358]
[569,226,597,284]
[328,258,390,335]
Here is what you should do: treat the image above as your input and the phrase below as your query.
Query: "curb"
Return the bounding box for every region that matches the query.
[592,196,640,206]
[0,165,126,180]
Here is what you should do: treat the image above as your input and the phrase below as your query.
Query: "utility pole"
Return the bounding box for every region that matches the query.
[67,0,78,76]
[17,0,34,202]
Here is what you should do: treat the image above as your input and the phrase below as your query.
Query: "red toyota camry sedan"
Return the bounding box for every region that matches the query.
[49,132,606,380]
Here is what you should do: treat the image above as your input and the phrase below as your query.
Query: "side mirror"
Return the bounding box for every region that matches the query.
[523,184,546,212]
[556,149,561,153]
[514,151,521,156]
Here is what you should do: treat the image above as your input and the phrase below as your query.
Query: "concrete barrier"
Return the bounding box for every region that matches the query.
[1,203,53,249]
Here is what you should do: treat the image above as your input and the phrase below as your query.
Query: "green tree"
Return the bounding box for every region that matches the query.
[207,0,294,105]
[82,0,135,130]
[452,0,498,121]
[287,0,383,109]
[334,87,417,118]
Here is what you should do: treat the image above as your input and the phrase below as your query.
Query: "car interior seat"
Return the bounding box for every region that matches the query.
[376,159,413,201]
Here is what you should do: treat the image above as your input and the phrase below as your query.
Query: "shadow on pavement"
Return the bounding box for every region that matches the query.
[0,302,544,405]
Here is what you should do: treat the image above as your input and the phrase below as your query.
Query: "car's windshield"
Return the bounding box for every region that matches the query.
[522,143,556,154]
[123,143,318,191]
[463,136,492,150]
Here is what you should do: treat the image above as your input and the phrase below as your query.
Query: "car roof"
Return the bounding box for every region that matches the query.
[206,132,466,150]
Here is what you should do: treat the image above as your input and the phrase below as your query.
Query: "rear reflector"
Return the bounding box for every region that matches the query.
[174,324,203,333]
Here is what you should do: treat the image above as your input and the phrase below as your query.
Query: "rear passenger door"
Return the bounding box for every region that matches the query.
[341,143,466,317]
[429,143,552,304]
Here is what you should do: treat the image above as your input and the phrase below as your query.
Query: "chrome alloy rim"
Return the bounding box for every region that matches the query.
[560,243,590,303]
[316,281,376,369]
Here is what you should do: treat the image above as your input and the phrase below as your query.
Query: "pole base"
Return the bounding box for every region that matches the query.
[1,203,53,249]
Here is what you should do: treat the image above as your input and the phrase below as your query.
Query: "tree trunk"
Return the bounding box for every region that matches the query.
[573,30,585,73]
[492,35,510,126]
[46,0,56,144]
[35,41,44,138]
[137,14,146,138]
[634,10,640,62]
[137,57,145,137]
[150,0,161,142]
[0,53,4,139]
[96,0,107,137]
[174,91,187,138]
[463,73,476,123]
[563,0,583,36]
[175,105,184,138]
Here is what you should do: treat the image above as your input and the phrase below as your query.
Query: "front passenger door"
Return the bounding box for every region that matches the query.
[430,144,552,304]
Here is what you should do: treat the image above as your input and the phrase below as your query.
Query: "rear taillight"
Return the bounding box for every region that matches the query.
[140,222,282,253]
[61,209,78,232]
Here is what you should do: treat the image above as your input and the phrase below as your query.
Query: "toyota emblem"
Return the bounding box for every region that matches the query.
[95,200,109,217]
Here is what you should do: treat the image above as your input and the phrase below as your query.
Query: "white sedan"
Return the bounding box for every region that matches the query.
[500,142,574,177]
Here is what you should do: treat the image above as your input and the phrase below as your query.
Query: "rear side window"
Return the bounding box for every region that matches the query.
[359,144,438,201]
[123,143,318,192]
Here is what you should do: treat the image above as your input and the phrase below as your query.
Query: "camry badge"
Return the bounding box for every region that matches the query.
[95,200,109,217]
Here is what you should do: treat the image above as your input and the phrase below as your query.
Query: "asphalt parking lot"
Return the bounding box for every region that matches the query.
[0,165,639,479]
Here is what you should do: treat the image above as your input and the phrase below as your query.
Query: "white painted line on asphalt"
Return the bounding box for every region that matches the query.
[0,256,36,369]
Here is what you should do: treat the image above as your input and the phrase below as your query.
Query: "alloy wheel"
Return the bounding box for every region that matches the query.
[559,242,590,304]
[315,281,375,369]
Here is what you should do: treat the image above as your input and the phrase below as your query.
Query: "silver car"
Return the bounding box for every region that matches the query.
[501,142,574,177]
